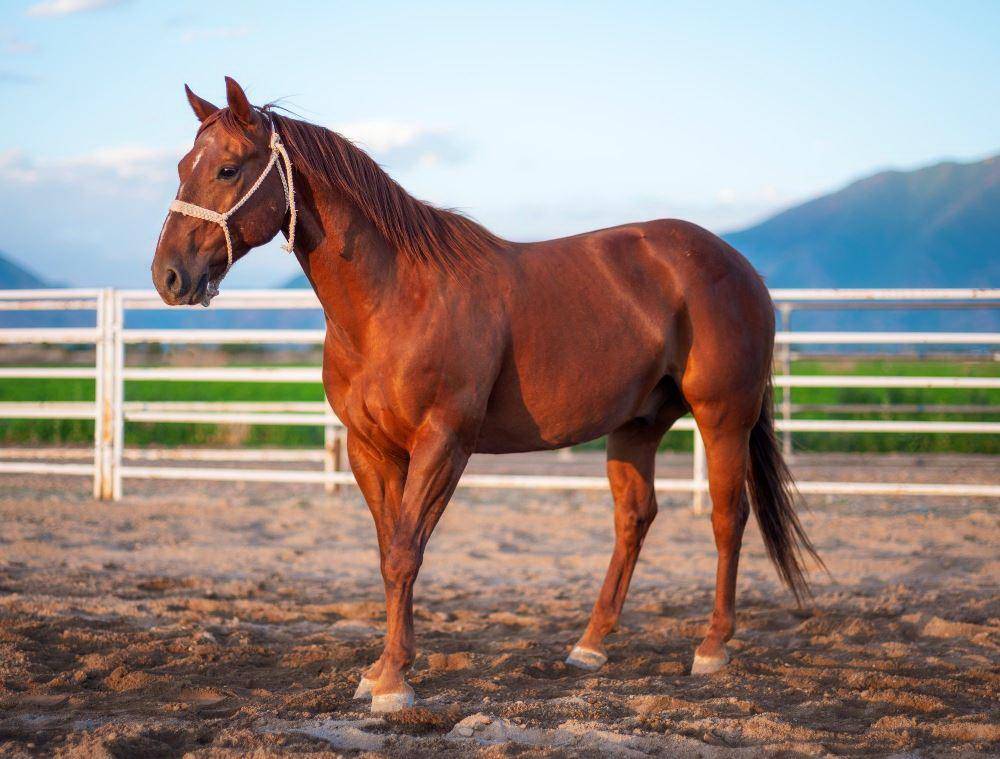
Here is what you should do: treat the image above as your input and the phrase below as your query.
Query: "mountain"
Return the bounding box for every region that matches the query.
[0,250,48,289]
[0,250,79,328]
[724,154,999,288]
[285,273,311,289]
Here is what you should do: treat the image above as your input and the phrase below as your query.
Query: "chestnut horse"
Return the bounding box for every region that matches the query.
[152,77,821,713]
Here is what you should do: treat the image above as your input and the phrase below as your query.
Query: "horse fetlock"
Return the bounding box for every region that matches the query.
[707,612,736,642]
[353,675,376,700]
[363,656,386,677]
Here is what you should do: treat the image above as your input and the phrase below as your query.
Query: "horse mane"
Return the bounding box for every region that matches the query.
[198,106,505,274]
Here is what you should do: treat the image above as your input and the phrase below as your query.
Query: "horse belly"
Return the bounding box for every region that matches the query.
[476,330,677,454]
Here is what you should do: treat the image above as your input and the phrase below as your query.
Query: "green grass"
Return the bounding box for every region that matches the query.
[0,373,326,447]
[1,358,996,453]
[780,358,999,454]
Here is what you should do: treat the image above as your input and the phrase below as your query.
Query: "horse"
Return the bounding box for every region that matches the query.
[151,77,821,713]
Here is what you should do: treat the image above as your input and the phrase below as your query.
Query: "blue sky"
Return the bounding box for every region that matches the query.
[1,0,998,288]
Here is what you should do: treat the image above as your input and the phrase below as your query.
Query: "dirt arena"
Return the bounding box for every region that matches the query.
[0,452,997,757]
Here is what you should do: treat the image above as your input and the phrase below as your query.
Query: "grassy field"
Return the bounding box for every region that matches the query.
[775,358,998,454]
[0,358,996,454]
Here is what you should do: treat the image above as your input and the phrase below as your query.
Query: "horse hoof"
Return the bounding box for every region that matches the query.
[370,684,414,713]
[691,649,729,675]
[353,676,376,700]
[566,645,607,671]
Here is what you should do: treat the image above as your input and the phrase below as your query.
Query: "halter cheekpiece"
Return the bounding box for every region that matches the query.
[168,117,297,306]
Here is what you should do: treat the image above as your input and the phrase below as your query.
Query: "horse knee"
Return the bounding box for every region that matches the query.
[619,498,657,540]
[382,544,422,589]
[635,499,658,531]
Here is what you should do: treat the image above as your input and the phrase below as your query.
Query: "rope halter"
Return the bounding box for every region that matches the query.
[168,121,297,306]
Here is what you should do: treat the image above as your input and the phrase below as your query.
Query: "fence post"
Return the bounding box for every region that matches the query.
[779,304,793,459]
[110,290,125,500]
[692,426,707,514]
[93,289,112,499]
[323,417,349,493]
[324,420,336,493]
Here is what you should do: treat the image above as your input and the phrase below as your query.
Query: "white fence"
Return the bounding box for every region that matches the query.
[0,287,998,506]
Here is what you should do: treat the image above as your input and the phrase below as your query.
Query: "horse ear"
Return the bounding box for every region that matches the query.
[224,76,255,126]
[184,84,218,123]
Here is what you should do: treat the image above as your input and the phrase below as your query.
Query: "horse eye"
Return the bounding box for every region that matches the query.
[217,166,239,180]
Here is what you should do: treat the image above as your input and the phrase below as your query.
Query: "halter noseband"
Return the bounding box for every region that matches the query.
[168,119,297,306]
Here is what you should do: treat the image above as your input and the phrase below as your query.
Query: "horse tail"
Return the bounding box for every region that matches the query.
[746,378,824,603]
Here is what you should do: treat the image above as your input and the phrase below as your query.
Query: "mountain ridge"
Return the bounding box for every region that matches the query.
[723,153,999,288]
[0,250,49,289]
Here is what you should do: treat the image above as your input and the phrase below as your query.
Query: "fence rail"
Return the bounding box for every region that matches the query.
[1,287,997,505]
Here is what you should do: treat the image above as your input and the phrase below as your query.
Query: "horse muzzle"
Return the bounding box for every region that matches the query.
[152,259,213,306]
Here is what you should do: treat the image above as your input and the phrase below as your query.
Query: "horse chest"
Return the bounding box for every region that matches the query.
[322,365,427,454]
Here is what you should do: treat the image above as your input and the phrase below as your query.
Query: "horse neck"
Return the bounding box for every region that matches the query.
[288,173,412,346]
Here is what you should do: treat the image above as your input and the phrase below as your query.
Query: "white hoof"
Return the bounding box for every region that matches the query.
[566,645,607,671]
[691,649,729,675]
[370,683,414,713]
[353,676,376,700]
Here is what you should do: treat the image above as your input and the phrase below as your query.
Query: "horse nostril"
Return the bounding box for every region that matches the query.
[164,267,184,296]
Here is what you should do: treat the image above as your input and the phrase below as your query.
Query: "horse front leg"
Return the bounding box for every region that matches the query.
[369,422,470,713]
[345,432,407,700]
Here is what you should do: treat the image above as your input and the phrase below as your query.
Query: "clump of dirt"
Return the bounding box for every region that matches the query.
[427,652,474,671]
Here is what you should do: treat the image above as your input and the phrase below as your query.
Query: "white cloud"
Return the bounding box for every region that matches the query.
[332,120,467,170]
[0,144,176,188]
[333,121,428,153]
[68,145,177,181]
[25,0,123,17]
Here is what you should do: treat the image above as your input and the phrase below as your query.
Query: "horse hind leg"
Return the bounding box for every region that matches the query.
[689,409,752,675]
[567,410,678,670]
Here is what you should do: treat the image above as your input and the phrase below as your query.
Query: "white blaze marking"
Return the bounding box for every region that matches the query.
[155,213,173,251]
[177,149,204,196]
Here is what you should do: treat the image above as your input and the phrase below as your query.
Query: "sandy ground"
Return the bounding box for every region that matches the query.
[0,452,997,757]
